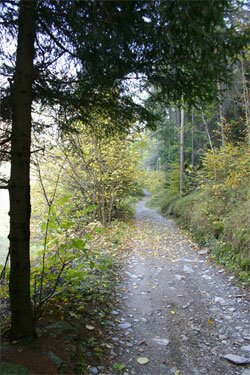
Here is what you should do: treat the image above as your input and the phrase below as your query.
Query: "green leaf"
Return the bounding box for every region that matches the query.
[41,222,47,232]
[84,233,93,240]
[56,196,70,206]
[95,227,104,234]
[71,238,85,250]
[112,362,126,371]
[61,220,74,229]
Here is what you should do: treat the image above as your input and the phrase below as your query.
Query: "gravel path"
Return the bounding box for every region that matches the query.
[98,197,250,375]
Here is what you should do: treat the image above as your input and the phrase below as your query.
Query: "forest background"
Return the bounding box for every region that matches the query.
[0,0,249,354]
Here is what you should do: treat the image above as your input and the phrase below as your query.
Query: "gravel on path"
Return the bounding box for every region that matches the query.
[97,197,250,375]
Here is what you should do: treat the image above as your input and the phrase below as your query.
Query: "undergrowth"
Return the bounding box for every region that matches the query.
[0,219,129,373]
[146,144,250,283]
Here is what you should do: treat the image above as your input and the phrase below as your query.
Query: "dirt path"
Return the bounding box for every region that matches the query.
[1,197,249,374]
[102,197,250,375]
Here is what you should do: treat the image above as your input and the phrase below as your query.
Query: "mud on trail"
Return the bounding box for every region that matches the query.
[104,197,250,375]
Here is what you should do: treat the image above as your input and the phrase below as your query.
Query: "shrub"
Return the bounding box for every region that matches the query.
[168,144,250,282]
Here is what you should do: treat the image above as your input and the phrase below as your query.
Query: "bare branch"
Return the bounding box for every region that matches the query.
[0,136,11,147]
[30,147,45,154]
[0,250,10,280]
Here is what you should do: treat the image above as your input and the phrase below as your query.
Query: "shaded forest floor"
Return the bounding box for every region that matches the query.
[1,196,250,374]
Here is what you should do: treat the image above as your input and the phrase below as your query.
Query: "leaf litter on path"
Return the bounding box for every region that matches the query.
[136,357,150,365]
[106,197,250,375]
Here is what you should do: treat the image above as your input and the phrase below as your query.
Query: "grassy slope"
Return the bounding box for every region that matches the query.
[171,189,250,281]
[146,146,250,283]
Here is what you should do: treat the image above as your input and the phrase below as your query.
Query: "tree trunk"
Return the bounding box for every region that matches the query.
[191,108,195,168]
[9,0,36,340]
[201,108,214,151]
[179,107,184,196]
[240,58,250,145]
[217,81,226,147]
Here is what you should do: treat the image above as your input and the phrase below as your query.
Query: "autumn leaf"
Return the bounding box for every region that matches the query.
[207,318,214,325]
[137,357,150,365]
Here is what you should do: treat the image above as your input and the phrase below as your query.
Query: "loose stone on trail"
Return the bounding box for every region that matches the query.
[175,274,185,280]
[214,297,227,305]
[198,249,208,256]
[110,310,120,315]
[125,272,138,280]
[118,322,132,329]
[224,354,250,365]
[241,346,250,352]
[152,337,170,346]
[88,367,98,375]
[202,274,212,280]
[183,265,194,273]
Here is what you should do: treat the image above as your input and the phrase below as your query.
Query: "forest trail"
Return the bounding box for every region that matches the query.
[104,196,250,375]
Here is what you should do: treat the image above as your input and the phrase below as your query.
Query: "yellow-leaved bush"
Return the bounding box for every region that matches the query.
[172,144,250,281]
[62,129,142,225]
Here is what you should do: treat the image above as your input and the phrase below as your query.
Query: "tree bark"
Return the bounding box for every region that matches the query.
[240,58,250,145]
[191,108,195,168]
[9,0,36,340]
[201,108,214,151]
[217,81,226,147]
[179,107,184,196]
